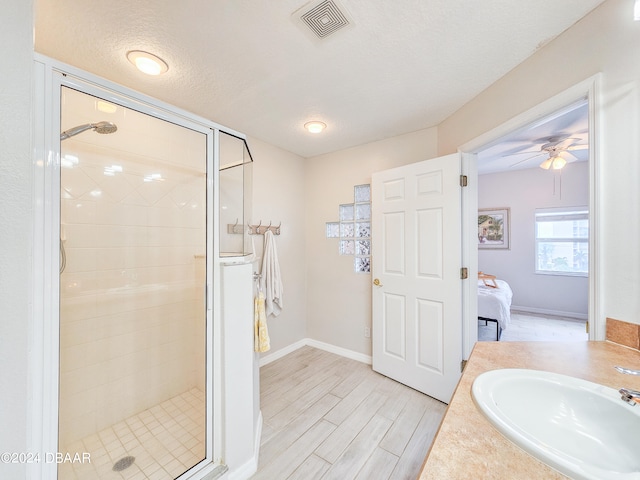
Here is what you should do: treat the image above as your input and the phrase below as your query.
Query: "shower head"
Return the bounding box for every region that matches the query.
[60,121,118,141]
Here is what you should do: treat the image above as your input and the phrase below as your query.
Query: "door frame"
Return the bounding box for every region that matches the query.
[458,74,602,358]
[30,54,246,479]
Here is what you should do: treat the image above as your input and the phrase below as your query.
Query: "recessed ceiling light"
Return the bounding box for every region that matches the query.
[126,50,169,76]
[304,121,327,133]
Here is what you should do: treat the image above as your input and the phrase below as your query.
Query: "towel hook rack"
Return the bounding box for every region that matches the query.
[232,220,282,235]
[226,218,244,234]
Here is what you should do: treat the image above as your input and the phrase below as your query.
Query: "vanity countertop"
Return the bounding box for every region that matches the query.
[419,341,640,479]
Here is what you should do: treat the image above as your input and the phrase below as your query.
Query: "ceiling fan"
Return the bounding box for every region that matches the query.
[507,134,588,170]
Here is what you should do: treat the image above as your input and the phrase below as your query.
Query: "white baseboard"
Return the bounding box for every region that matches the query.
[305,338,372,365]
[511,305,587,321]
[226,458,256,480]
[226,412,262,480]
[260,338,372,367]
[259,339,307,367]
[252,411,262,470]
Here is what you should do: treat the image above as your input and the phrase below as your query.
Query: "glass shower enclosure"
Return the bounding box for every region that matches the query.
[219,131,253,257]
[57,85,208,479]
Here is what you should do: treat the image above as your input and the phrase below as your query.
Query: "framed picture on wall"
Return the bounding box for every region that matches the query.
[478,208,510,249]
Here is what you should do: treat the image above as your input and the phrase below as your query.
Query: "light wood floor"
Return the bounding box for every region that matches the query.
[251,346,447,480]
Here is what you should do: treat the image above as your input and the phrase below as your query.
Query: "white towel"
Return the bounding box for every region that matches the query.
[259,230,283,317]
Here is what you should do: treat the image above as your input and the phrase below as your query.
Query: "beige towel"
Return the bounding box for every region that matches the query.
[254,291,270,353]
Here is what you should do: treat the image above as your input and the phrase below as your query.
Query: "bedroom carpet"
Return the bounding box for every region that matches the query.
[478,311,588,342]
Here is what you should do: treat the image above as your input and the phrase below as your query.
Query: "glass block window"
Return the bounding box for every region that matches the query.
[326,222,339,238]
[339,204,354,221]
[327,184,372,273]
[355,222,370,238]
[340,222,354,238]
[355,256,371,273]
[355,184,370,203]
[355,203,371,220]
[340,240,355,255]
[356,240,371,255]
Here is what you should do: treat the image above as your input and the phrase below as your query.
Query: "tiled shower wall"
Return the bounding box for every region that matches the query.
[58,145,206,447]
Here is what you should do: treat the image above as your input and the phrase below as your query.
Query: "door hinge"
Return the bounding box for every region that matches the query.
[460,175,468,187]
[460,267,468,279]
[461,359,468,372]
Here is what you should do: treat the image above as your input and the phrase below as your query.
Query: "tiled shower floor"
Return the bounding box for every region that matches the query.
[59,388,205,480]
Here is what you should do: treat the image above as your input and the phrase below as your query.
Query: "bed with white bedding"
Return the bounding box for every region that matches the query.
[478,278,513,340]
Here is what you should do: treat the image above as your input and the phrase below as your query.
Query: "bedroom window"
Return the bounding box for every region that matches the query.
[535,207,588,276]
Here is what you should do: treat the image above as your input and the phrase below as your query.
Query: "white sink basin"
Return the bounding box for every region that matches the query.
[471,369,640,479]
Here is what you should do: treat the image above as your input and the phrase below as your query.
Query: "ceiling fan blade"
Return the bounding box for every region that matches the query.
[509,152,546,168]
[566,144,588,151]
[534,134,573,145]
[559,150,579,161]
[501,149,541,158]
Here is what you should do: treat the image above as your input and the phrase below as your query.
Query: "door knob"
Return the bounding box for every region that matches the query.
[373,278,382,286]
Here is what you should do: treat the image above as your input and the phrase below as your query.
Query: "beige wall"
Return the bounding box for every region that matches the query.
[438,0,640,328]
[1,0,32,476]
[305,128,438,356]
[248,137,308,353]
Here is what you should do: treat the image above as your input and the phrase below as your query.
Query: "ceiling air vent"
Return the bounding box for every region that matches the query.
[298,0,351,39]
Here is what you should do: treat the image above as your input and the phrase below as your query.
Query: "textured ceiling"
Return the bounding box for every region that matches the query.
[34,0,605,158]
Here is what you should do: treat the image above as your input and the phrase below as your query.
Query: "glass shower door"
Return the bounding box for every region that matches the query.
[58,86,208,479]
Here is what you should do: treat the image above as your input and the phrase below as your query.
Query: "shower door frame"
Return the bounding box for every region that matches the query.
[31,54,238,480]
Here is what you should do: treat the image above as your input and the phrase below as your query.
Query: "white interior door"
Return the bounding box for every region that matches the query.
[372,154,462,404]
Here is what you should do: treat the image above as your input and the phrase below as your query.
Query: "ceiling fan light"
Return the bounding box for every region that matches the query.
[552,156,567,170]
[539,158,553,170]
